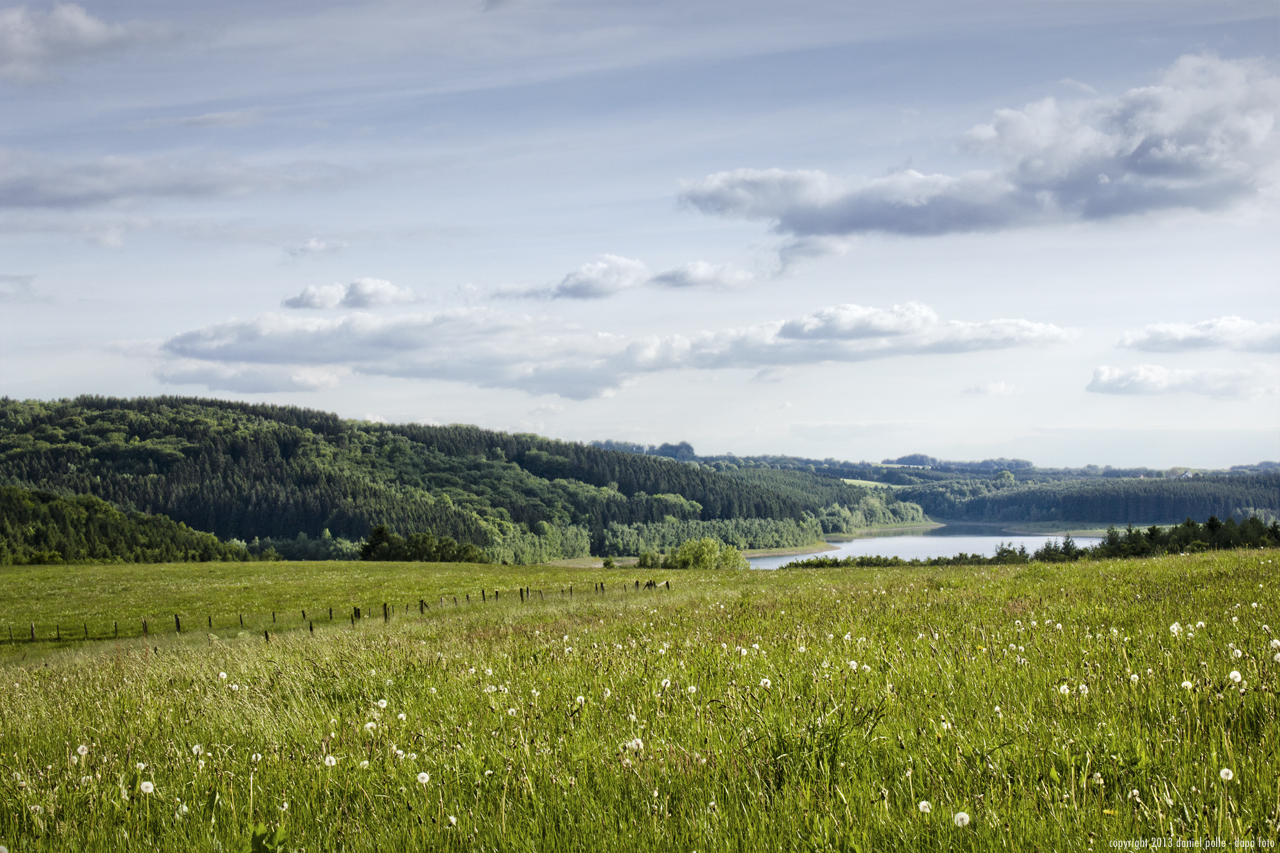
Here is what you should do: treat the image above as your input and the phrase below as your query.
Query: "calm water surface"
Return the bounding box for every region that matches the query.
[748,526,1102,570]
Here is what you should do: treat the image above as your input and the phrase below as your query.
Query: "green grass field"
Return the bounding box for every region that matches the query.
[1,552,1277,850]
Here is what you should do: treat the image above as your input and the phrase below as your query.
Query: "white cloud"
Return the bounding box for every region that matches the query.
[648,260,753,290]
[0,272,49,302]
[1119,316,1280,353]
[681,55,1280,241]
[158,301,1069,400]
[0,150,347,209]
[501,254,650,299]
[963,381,1023,396]
[1087,364,1278,398]
[130,109,264,131]
[0,3,165,81]
[285,237,346,257]
[156,362,349,393]
[283,278,418,309]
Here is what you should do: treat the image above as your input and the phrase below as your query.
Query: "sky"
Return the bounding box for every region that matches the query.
[1,0,1277,469]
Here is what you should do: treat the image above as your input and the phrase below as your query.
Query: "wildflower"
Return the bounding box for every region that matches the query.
[1229,671,1242,684]
[1131,674,1139,683]
[136,762,146,771]
[1182,681,1193,690]
[688,686,697,695]
[1058,685,1070,696]
[1274,652,1280,663]
[409,753,417,760]
[941,720,952,731]
[739,648,748,657]
[1233,649,1243,659]
[576,695,585,705]
[219,672,227,680]
[77,744,89,756]
[1196,621,1205,629]
[191,745,203,757]
[1170,623,1182,636]
[365,722,377,731]
[954,812,970,827]
[377,699,388,709]
[603,688,612,700]
[918,800,931,813]
[280,802,289,812]
[398,713,406,721]
[1220,768,1234,781]
[417,772,430,784]
[660,679,670,689]
[1233,616,1238,623]
[1271,639,1280,650]
[628,713,637,722]
[759,678,771,689]
[198,760,205,770]
[861,664,871,673]
[230,684,239,692]
[625,738,644,752]
[324,755,336,767]
[140,781,155,794]
[798,646,806,653]
[507,708,517,717]
[1079,684,1089,696]
[359,760,369,769]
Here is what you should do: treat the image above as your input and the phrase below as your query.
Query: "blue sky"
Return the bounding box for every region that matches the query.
[1,1,1277,467]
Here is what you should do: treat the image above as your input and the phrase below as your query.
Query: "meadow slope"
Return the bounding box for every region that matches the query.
[1,552,1277,850]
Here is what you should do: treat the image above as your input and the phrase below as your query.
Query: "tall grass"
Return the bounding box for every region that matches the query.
[1,551,1277,850]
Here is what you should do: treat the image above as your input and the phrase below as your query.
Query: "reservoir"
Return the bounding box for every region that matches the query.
[748,525,1103,570]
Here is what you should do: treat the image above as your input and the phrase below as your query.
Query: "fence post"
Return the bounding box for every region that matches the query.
[383,603,389,622]
[142,619,147,637]
[302,610,306,621]
[208,615,212,629]
[239,614,244,627]
[264,630,269,643]
[309,621,314,635]
[56,624,60,641]
[329,607,333,621]
[175,614,181,634]
[420,599,425,615]
[114,621,118,638]
[482,590,486,602]
[83,623,88,639]
[30,623,34,641]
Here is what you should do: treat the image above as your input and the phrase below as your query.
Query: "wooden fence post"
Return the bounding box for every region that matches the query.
[264,630,269,643]
[30,623,35,641]
[114,621,118,638]
[383,603,389,622]
[174,614,181,634]
[239,614,244,627]
[142,619,148,637]
[208,615,212,629]
[309,621,314,635]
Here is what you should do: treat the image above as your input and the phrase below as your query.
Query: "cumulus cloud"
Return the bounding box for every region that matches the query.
[0,150,347,209]
[648,261,753,290]
[681,55,1280,240]
[281,278,418,309]
[1087,364,1278,398]
[1119,316,1280,353]
[158,301,1068,399]
[156,362,349,393]
[501,254,650,299]
[963,381,1023,396]
[0,3,165,81]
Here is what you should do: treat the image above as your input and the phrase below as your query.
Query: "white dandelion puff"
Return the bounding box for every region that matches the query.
[1229,671,1242,684]
[324,755,336,767]
[759,678,771,689]
[377,699,388,709]
[191,745,203,757]
[448,815,457,826]
[219,672,227,680]
[140,781,154,794]
[1182,681,1193,690]
[1059,685,1071,696]
[1220,768,1233,781]
[954,811,970,827]
[77,744,89,756]
[918,800,931,813]
[417,772,430,784]
[688,685,697,695]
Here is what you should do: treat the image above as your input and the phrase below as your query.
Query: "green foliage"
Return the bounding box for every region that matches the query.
[359,524,488,564]
[0,396,815,563]
[599,515,823,556]
[0,485,253,565]
[660,537,748,570]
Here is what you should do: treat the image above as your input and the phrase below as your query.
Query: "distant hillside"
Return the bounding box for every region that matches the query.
[0,485,254,565]
[0,397,875,562]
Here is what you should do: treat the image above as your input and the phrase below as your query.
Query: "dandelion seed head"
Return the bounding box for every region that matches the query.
[660,679,670,689]
[365,722,377,731]
[954,811,970,827]
[1059,685,1070,695]
[219,672,227,680]
[688,686,697,694]
[1131,674,1139,683]
[918,800,931,813]
[760,678,771,689]
[418,772,430,784]
[1230,671,1242,683]
[324,755,336,767]
[191,745,203,756]
[140,781,154,794]
[1182,681,1193,690]
[507,708,517,716]
[77,744,89,756]
[377,699,387,709]
[448,815,457,827]
[359,760,369,769]
[1220,768,1234,781]
[576,695,585,705]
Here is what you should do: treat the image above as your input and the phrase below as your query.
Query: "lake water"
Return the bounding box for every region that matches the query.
[748,526,1102,570]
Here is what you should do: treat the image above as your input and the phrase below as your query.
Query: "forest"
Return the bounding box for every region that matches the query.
[0,397,921,563]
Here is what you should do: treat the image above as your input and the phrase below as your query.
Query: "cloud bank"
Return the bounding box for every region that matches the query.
[282,278,419,310]
[501,256,755,299]
[0,3,164,81]
[1119,316,1280,353]
[681,55,1279,240]
[159,301,1068,399]
[1087,364,1277,398]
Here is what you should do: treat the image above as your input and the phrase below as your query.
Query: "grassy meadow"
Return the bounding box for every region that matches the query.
[1,551,1278,850]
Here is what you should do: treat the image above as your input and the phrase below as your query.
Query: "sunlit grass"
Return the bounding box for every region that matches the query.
[1,551,1277,850]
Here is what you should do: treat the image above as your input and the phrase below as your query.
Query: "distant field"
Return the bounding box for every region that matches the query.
[1,552,1277,850]
[841,478,891,488]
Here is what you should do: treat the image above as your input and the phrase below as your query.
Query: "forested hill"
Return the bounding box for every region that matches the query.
[0,396,883,562]
[897,474,1280,525]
